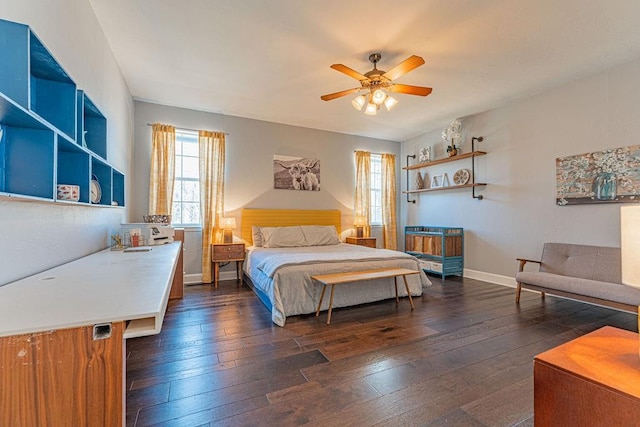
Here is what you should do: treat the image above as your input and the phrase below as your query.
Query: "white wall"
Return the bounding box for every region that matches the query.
[134,101,399,281]
[0,1,133,285]
[402,56,640,283]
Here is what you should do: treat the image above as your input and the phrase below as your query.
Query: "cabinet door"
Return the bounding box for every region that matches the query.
[0,322,125,426]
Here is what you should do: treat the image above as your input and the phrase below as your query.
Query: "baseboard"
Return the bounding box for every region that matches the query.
[184,271,241,286]
[184,273,202,285]
[463,268,517,288]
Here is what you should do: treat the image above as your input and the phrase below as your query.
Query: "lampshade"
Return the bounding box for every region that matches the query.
[384,95,398,111]
[353,216,366,226]
[221,217,236,230]
[372,89,386,105]
[354,215,366,238]
[220,217,236,243]
[621,205,640,288]
[364,102,377,116]
[351,95,366,111]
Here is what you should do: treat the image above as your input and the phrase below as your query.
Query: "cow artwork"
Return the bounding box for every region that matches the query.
[273,155,321,191]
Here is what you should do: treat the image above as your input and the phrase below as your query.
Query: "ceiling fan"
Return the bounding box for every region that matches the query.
[320,53,432,115]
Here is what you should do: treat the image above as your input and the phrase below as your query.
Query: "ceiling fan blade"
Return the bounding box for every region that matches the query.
[381,55,425,81]
[330,64,369,81]
[320,87,362,101]
[389,84,432,96]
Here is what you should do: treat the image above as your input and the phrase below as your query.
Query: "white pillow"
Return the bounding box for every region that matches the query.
[261,226,307,248]
[252,226,263,247]
[301,225,340,246]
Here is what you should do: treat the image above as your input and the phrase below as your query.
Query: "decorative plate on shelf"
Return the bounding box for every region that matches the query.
[90,175,101,204]
[453,169,470,185]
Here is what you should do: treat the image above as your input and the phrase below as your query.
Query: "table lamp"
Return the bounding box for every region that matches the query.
[621,205,640,343]
[221,217,237,243]
[354,216,366,238]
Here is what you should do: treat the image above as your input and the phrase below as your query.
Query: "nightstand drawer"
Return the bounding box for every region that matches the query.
[212,244,245,261]
[346,237,376,248]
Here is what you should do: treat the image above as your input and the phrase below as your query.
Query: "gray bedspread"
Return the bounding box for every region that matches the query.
[246,244,431,326]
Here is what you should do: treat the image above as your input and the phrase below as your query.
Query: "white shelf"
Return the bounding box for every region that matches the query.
[0,242,181,338]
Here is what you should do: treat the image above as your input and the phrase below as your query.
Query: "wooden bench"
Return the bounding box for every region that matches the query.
[311,267,419,324]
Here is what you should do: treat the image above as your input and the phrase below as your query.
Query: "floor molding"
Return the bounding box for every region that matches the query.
[464,268,517,288]
[185,271,240,286]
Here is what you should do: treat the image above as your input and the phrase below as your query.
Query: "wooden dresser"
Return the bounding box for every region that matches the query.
[534,326,640,426]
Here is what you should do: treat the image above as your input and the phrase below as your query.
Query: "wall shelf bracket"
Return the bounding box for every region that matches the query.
[406,155,416,203]
[471,137,484,200]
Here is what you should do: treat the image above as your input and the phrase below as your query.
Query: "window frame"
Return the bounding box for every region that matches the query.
[370,153,382,226]
[172,129,201,227]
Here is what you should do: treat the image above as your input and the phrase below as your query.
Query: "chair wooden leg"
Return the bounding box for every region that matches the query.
[541,291,545,299]
[516,282,522,303]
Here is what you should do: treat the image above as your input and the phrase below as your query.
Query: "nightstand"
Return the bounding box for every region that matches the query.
[211,243,245,288]
[346,237,376,248]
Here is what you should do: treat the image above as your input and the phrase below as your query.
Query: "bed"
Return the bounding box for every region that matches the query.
[241,208,431,326]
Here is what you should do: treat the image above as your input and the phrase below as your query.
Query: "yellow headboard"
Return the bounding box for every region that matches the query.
[241,209,342,245]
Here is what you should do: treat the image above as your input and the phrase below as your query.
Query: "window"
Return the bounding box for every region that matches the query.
[370,153,382,225]
[172,130,200,226]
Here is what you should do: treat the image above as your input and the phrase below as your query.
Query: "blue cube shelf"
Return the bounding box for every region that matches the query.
[0,18,124,207]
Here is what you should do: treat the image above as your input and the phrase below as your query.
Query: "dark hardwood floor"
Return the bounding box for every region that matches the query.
[125,276,636,426]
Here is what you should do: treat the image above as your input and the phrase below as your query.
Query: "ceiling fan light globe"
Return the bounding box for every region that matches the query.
[384,95,398,111]
[364,102,377,116]
[351,95,366,111]
[372,89,386,105]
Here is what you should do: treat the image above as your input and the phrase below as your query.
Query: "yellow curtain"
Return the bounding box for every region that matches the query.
[381,153,397,250]
[199,130,226,284]
[354,150,371,237]
[148,124,176,215]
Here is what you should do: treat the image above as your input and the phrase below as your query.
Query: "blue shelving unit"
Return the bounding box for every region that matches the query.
[1,126,55,200]
[77,90,107,160]
[0,18,124,206]
[112,169,125,207]
[57,138,90,203]
[405,226,464,279]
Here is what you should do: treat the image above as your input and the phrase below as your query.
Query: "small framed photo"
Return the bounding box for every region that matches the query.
[430,173,449,188]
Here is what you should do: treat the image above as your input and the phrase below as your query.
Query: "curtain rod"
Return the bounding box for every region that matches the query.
[353,150,391,155]
[146,123,229,135]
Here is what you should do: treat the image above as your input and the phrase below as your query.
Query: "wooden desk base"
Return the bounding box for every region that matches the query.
[0,323,125,426]
[534,326,640,426]
[312,268,418,324]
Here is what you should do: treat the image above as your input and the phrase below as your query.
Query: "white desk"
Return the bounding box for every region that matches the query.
[0,242,181,426]
[0,242,180,338]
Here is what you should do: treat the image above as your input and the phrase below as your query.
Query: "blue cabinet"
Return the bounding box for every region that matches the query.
[0,18,124,206]
[405,226,464,279]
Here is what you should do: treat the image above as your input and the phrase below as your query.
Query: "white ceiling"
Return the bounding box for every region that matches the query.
[90,0,640,142]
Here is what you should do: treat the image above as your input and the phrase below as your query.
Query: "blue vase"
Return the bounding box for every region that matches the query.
[593,172,617,200]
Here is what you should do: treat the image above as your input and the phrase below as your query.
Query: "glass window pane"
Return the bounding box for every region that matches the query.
[183,140,199,157]
[182,157,199,179]
[182,180,200,202]
[175,156,183,177]
[171,203,182,225]
[173,130,201,225]
[183,202,200,224]
[173,180,182,202]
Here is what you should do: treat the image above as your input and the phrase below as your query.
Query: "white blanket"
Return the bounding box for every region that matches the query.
[246,244,431,326]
